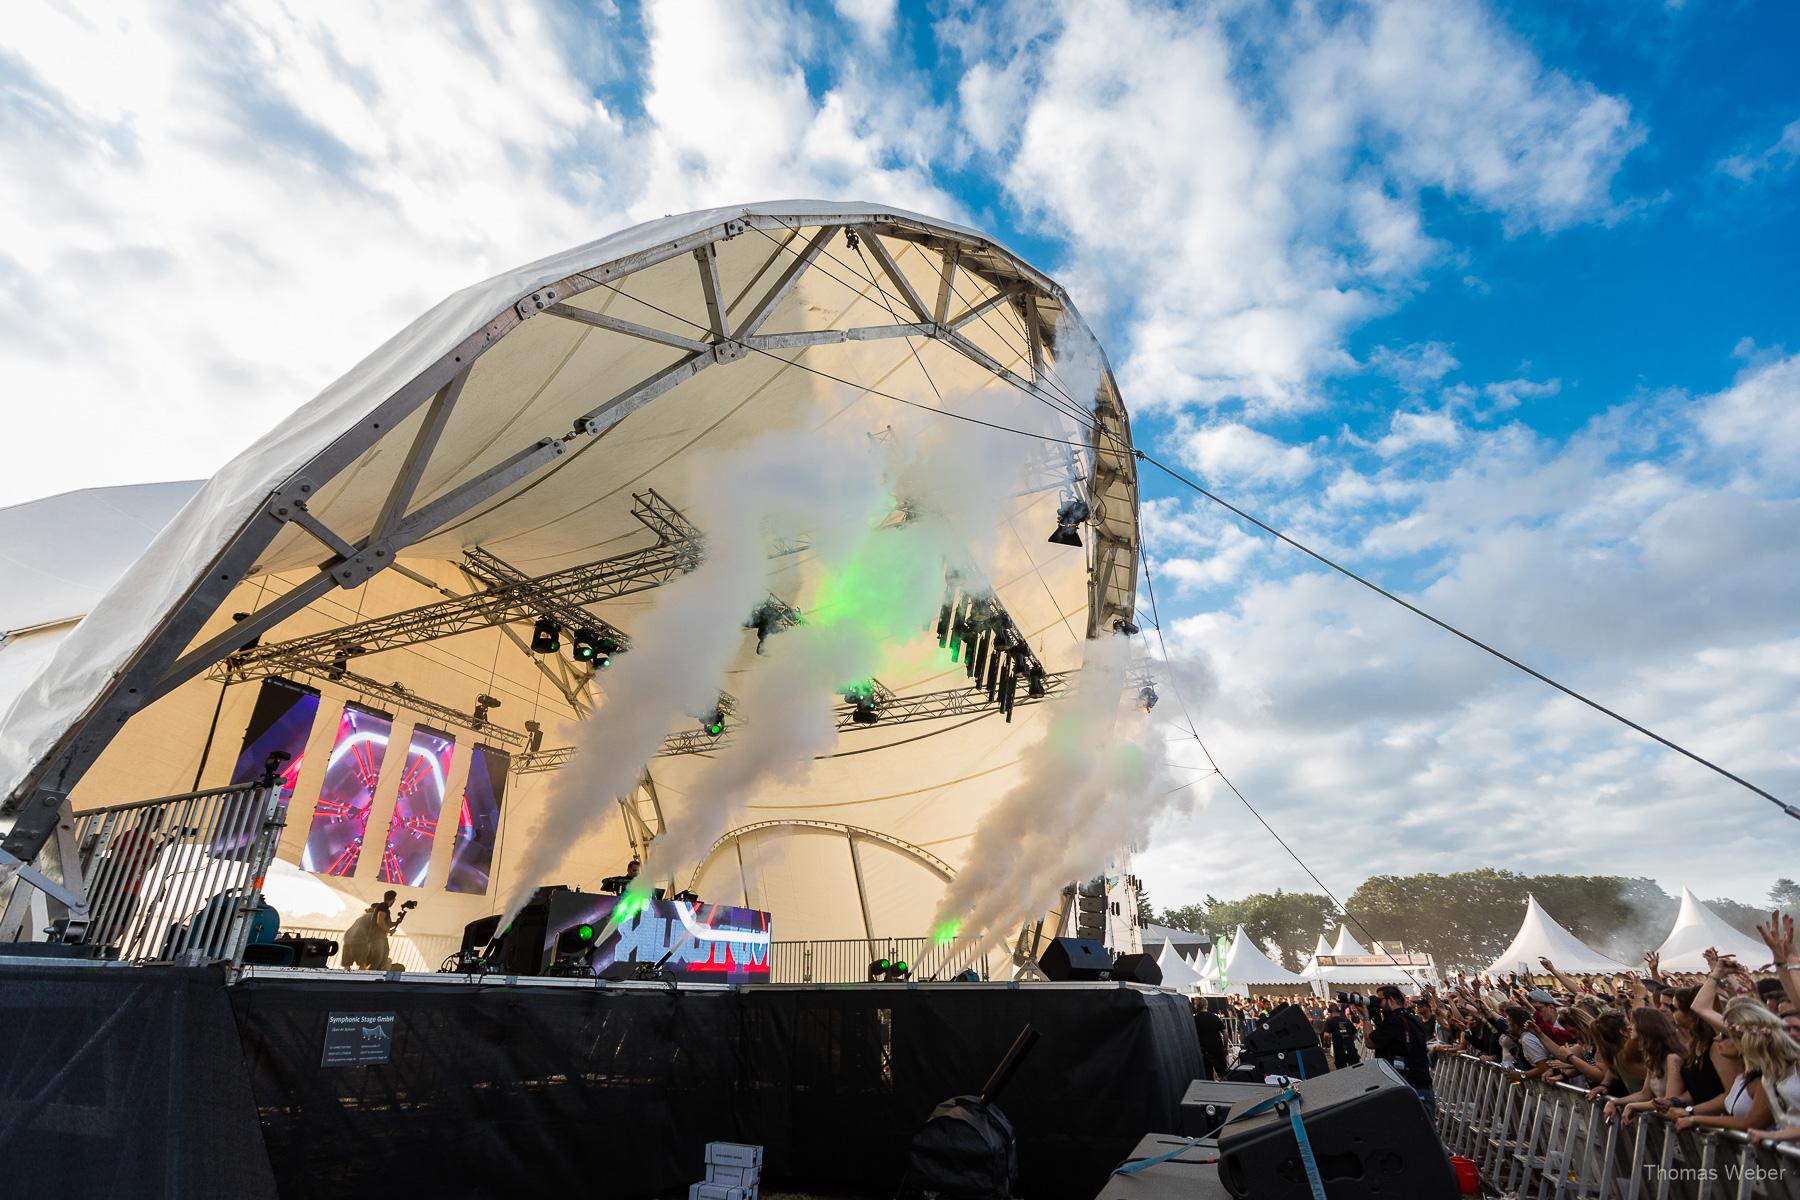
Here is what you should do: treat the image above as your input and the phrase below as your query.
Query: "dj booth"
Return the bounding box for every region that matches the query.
[454,887,771,981]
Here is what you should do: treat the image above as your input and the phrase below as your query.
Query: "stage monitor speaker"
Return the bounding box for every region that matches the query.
[1095,1133,1230,1200]
[1177,1080,1281,1138]
[272,933,336,968]
[1111,952,1163,986]
[460,914,501,958]
[1244,1046,1329,1080]
[1240,1004,1319,1055]
[1218,1061,1457,1200]
[1038,938,1113,982]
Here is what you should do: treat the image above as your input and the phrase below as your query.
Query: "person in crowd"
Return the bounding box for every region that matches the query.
[1603,1007,1687,1126]
[1673,999,1798,1136]
[1322,1001,1364,1070]
[1670,984,1738,1106]
[1191,997,1228,1081]
[1361,984,1437,1118]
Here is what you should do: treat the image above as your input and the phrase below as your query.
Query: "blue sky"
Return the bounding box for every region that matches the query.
[1,0,1795,910]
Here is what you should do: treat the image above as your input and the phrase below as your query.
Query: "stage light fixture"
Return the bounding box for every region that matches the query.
[473,694,501,724]
[844,682,879,725]
[531,617,561,654]
[869,957,890,981]
[703,706,726,738]
[1047,498,1090,547]
[1113,617,1140,636]
[1027,667,1047,698]
[1137,685,1159,714]
[571,627,603,664]
[524,719,544,754]
[887,959,910,981]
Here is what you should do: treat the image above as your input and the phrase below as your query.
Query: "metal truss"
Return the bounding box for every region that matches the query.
[686,818,957,891]
[6,207,1139,872]
[216,491,697,682]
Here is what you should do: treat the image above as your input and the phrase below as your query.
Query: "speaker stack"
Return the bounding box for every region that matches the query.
[1178,1080,1280,1138]
[1096,1062,1455,1200]
[1110,952,1164,987]
[1037,937,1114,981]
[1237,1004,1328,1080]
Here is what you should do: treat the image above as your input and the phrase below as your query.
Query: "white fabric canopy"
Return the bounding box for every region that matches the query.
[1218,925,1310,992]
[1654,887,1771,972]
[1300,934,1334,977]
[1485,895,1633,976]
[1307,925,1419,988]
[1155,938,1203,991]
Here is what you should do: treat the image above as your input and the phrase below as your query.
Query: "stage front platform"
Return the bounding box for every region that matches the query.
[1,959,1200,1200]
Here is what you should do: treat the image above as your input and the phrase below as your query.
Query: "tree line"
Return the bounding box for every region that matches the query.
[1151,871,1800,974]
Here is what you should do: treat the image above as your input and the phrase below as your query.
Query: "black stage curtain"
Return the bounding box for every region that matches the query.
[0,962,277,1199]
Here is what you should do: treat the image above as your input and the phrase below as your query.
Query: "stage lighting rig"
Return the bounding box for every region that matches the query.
[473,694,501,724]
[745,596,801,654]
[571,627,619,666]
[524,719,544,754]
[1137,685,1158,713]
[869,957,911,982]
[530,617,561,654]
[844,682,880,725]
[1047,497,1090,547]
[702,705,727,738]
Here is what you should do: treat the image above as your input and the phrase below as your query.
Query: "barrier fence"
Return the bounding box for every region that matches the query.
[766,936,993,983]
[0,780,286,967]
[1432,1053,1800,1199]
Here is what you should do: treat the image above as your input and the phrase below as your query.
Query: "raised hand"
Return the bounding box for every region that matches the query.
[1758,911,1794,962]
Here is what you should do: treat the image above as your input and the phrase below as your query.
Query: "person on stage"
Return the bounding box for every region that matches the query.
[342,890,414,970]
[1191,998,1228,1080]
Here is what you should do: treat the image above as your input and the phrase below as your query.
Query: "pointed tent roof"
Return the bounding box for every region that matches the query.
[1485,895,1632,976]
[1155,938,1204,991]
[1654,888,1770,972]
[1312,924,1420,987]
[1193,945,1220,993]
[1332,926,1371,957]
[1301,934,1334,978]
[1222,926,1309,987]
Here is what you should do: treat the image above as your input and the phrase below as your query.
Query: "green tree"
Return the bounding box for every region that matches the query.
[1197,889,1337,972]
[1771,879,1800,908]
[1136,887,1154,928]
[1156,903,1210,934]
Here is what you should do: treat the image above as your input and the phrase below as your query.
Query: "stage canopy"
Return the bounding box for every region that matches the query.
[0,203,1142,956]
[1484,894,1633,977]
[1654,887,1770,972]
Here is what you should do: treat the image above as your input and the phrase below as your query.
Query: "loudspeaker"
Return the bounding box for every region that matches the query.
[1244,1045,1329,1080]
[1095,1133,1230,1200]
[1038,938,1113,982]
[272,933,336,968]
[1111,952,1163,986]
[1218,1061,1456,1199]
[1240,1004,1320,1054]
[1178,1080,1281,1138]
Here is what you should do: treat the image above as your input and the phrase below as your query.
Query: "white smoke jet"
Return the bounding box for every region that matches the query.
[500,429,881,921]
[929,635,1203,952]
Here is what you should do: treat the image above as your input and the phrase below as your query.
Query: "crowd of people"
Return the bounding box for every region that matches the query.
[1191,912,1800,1141]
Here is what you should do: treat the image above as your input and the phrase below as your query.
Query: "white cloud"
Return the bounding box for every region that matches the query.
[833,0,896,41]
[1375,410,1462,457]
[1368,341,1460,390]
[1697,350,1800,473]
[950,0,1640,414]
[1717,118,1800,182]
[1178,422,1317,485]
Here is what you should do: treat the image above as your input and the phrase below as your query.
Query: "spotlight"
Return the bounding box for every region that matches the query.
[888,959,911,981]
[1137,685,1159,714]
[1113,617,1140,636]
[328,656,348,682]
[869,957,890,981]
[745,602,782,654]
[571,627,605,664]
[1026,667,1047,698]
[596,635,620,666]
[473,694,501,724]
[844,682,879,725]
[868,957,911,982]
[524,719,544,754]
[1048,498,1090,547]
[703,706,726,738]
[531,617,561,654]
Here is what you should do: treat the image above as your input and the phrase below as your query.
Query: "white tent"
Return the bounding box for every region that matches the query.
[1216,925,1310,994]
[1299,934,1334,978]
[0,203,1144,954]
[1654,888,1770,972]
[1306,926,1420,991]
[1484,895,1633,976]
[1155,938,1203,991]
[1192,945,1220,994]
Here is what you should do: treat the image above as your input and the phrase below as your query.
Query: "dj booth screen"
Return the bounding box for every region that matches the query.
[552,895,771,983]
[446,745,508,895]
[302,704,392,878]
[377,726,455,888]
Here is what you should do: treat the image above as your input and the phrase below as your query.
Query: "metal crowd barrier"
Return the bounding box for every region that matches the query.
[766,936,994,983]
[60,779,285,967]
[1431,1052,1800,1199]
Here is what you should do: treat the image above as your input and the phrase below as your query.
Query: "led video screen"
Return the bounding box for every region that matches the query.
[377,726,455,888]
[302,704,392,878]
[446,745,509,895]
[227,677,320,806]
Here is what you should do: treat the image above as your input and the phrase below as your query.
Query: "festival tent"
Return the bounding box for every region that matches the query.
[1216,926,1310,995]
[1484,894,1633,976]
[1192,945,1220,994]
[1299,934,1333,978]
[1155,938,1203,991]
[1307,926,1420,992]
[0,203,1144,959]
[1654,887,1771,972]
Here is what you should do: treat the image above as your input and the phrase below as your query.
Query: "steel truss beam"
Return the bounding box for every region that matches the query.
[687,819,957,892]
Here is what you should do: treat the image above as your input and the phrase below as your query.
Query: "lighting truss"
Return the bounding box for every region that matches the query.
[286,658,527,747]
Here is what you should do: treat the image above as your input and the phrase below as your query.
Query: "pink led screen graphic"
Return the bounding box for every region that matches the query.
[302,704,392,878]
[377,726,455,888]
[446,745,508,895]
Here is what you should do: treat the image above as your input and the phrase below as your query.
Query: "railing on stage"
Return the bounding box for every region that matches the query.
[767,936,995,983]
[1431,1052,1800,1199]
[0,778,286,969]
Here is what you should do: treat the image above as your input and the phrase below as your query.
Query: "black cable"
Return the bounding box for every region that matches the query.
[1139,551,1412,972]
[1136,450,1797,822]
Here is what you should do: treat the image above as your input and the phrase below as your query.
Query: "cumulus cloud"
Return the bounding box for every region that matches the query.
[1177,422,1318,485]
[1717,118,1800,183]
